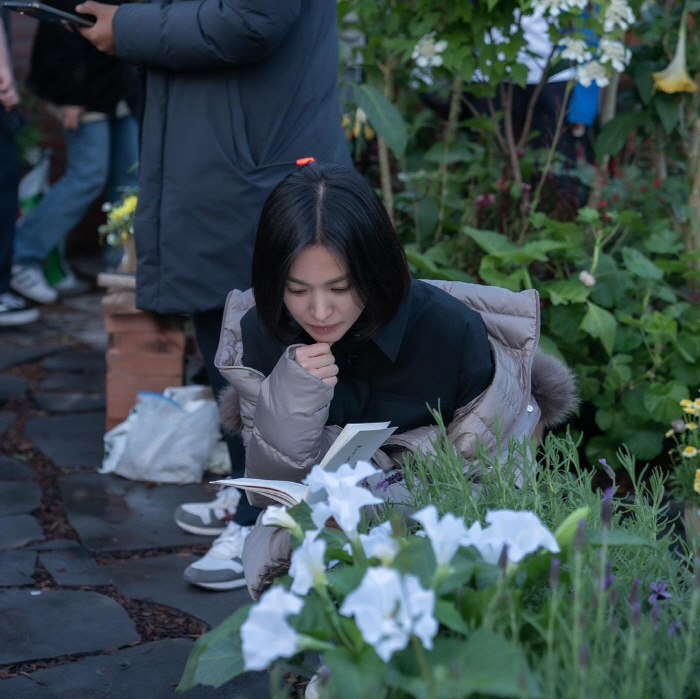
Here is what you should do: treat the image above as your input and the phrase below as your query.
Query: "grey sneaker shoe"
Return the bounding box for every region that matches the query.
[183,521,252,591]
[10,264,58,304]
[174,486,241,536]
[0,292,40,326]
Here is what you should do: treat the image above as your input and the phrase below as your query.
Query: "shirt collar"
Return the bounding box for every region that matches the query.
[371,279,413,362]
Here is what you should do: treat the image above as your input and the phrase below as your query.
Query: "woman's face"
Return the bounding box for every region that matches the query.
[284,245,364,345]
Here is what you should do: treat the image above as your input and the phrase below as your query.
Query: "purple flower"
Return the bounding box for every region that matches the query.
[668,620,680,639]
[598,458,616,484]
[648,580,672,604]
[629,578,641,626]
[549,557,561,587]
[603,561,615,592]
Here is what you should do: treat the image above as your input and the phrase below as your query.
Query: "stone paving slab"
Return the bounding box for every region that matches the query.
[41,349,105,373]
[0,550,37,585]
[0,481,42,516]
[0,589,140,664]
[29,539,82,551]
[39,373,105,393]
[58,473,219,552]
[24,413,105,469]
[103,554,251,628]
[0,411,15,440]
[0,374,28,403]
[33,392,106,414]
[0,639,270,698]
[0,455,35,479]
[0,345,67,371]
[40,549,111,587]
[0,515,44,550]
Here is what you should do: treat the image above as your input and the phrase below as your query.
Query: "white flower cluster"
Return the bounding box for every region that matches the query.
[410,32,448,87]
[532,0,587,17]
[599,37,632,73]
[576,60,611,88]
[604,0,635,33]
[240,461,561,671]
[560,37,593,64]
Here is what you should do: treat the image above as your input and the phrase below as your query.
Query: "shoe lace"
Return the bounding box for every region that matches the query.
[211,486,241,515]
[0,292,25,311]
[209,522,252,558]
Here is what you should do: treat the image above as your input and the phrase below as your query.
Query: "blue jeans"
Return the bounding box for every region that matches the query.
[13,114,139,268]
[0,119,19,293]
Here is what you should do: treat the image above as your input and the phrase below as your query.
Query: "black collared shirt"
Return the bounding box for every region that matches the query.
[240,279,494,434]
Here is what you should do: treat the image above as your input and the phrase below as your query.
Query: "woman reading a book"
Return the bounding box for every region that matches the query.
[212,161,577,598]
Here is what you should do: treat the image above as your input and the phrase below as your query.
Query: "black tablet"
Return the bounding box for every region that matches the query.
[2,0,96,27]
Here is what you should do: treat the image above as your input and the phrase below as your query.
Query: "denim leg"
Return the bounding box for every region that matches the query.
[0,124,19,293]
[13,119,110,268]
[106,114,139,203]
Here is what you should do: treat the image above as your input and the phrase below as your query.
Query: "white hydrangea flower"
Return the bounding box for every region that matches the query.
[340,567,437,661]
[412,505,468,567]
[461,510,560,565]
[533,0,586,17]
[289,530,327,595]
[600,37,631,73]
[576,60,610,88]
[603,0,635,33]
[241,587,303,670]
[560,37,593,64]
[359,521,399,565]
[305,461,382,538]
[411,33,448,69]
[578,270,596,287]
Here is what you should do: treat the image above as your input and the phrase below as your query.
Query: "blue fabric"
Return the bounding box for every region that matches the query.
[567,82,599,126]
[13,115,138,268]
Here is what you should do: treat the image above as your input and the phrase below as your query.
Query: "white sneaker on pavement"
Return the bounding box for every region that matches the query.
[174,487,241,536]
[10,265,58,304]
[183,521,252,590]
[0,292,40,326]
[53,268,90,296]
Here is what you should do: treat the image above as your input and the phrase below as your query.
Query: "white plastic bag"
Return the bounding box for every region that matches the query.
[101,389,220,484]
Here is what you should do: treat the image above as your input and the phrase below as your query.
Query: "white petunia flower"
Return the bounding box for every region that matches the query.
[340,567,437,661]
[411,33,448,69]
[412,505,468,567]
[560,37,593,64]
[289,530,327,595]
[600,37,632,73]
[576,60,610,88]
[461,509,560,565]
[261,505,299,530]
[359,521,399,565]
[603,0,635,33]
[578,270,596,287]
[241,587,303,670]
[305,461,382,538]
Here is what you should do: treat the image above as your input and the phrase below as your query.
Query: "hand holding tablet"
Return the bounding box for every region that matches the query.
[2,0,96,27]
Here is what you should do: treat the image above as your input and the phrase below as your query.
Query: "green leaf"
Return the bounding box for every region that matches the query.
[325,645,387,699]
[585,529,656,547]
[621,247,663,280]
[620,428,664,461]
[594,113,641,161]
[544,279,592,306]
[416,196,440,242]
[580,302,617,356]
[554,507,590,548]
[676,332,700,362]
[434,600,471,634]
[643,381,689,423]
[463,227,516,256]
[654,93,680,135]
[634,61,656,106]
[177,605,250,691]
[352,82,407,157]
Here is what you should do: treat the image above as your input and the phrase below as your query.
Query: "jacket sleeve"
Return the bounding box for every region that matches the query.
[244,345,337,508]
[112,0,301,71]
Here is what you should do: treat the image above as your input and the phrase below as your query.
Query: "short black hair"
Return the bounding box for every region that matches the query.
[251,162,411,343]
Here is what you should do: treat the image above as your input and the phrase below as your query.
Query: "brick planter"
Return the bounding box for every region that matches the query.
[102,291,185,430]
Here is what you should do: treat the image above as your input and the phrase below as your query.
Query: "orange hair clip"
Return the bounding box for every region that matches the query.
[295,157,316,166]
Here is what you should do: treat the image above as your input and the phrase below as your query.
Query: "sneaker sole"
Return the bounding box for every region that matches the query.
[0,309,40,326]
[174,520,227,536]
[186,578,248,591]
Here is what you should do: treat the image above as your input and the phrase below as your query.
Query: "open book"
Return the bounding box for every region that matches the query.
[211,422,397,508]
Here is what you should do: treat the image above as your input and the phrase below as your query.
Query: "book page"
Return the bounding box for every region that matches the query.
[211,478,308,508]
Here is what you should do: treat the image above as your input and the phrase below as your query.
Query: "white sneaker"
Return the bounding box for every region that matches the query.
[183,521,252,590]
[10,265,58,304]
[53,269,90,296]
[174,487,241,536]
[0,292,40,326]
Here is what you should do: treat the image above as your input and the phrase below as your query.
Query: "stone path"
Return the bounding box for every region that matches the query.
[0,292,270,698]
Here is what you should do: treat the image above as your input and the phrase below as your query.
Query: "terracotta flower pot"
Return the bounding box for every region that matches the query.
[683,502,700,557]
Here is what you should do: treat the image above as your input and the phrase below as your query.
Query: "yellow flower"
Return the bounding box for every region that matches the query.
[652,14,698,94]
[687,422,698,431]
[665,429,674,438]
[682,446,698,458]
[695,470,700,494]
[121,195,138,216]
[681,399,693,408]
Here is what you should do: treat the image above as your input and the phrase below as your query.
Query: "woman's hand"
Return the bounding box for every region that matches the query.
[61,105,84,131]
[294,343,338,387]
